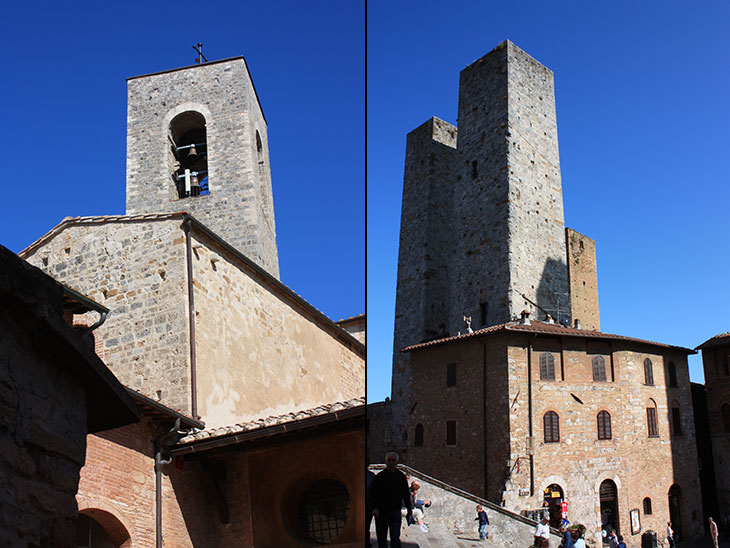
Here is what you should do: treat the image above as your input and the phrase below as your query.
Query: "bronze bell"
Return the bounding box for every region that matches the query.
[186,144,199,161]
[190,173,201,196]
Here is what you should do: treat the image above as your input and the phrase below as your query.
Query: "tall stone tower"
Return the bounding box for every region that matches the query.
[390,41,572,455]
[125,57,279,278]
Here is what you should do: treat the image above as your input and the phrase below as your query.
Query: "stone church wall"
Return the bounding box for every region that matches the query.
[22,218,193,414]
[191,230,365,428]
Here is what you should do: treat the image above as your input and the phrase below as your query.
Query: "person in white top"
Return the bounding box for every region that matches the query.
[709,517,719,548]
[573,529,586,548]
[666,521,675,548]
[534,515,551,548]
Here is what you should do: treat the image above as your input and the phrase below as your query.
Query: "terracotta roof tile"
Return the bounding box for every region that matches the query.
[403,321,694,354]
[696,332,730,350]
[176,396,365,445]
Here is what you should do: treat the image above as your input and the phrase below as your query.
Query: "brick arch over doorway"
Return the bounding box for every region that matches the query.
[77,503,132,548]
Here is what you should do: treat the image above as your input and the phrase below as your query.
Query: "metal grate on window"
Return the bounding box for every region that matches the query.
[298,479,350,544]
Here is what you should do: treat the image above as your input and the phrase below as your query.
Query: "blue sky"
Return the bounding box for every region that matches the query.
[367,1,730,402]
[0,1,364,324]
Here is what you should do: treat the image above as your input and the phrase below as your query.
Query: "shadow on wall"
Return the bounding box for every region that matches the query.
[536,258,570,325]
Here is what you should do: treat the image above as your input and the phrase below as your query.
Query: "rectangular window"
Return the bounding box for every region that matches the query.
[671,407,682,436]
[446,363,457,387]
[647,407,658,437]
[446,420,456,446]
[480,302,488,326]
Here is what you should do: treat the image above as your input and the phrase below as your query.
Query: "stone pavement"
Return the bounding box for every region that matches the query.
[369,520,499,548]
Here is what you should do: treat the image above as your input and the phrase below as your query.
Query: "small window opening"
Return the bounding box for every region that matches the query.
[722,403,730,433]
[647,401,659,437]
[668,361,678,387]
[544,411,560,443]
[644,358,654,385]
[298,479,350,544]
[256,130,263,155]
[414,424,424,446]
[592,355,607,382]
[540,352,556,381]
[643,497,653,515]
[671,406,682,436]
[471,161,478,179]
[597,410,612,440]
[446,363,457,387]
[170,111,209,198]
[480,302,489,326]
[446,421,456,446]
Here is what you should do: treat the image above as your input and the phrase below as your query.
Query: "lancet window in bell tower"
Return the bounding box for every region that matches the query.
[169,111,209,199]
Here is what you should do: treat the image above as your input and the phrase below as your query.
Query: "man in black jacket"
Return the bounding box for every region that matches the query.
[371,452,412,548]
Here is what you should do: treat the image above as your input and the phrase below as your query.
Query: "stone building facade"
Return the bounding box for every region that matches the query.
[697,333,730,522]
[403,319,703,545]
[390,41,599,455]
[0,245,139,547]
[13,56,365,546]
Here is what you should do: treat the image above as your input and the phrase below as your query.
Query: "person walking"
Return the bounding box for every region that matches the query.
[372,452,412,548]
[475,505,489,541]
[559,524,573,548]
[709,517,719,548]
[608,530,619,548]
[573,528,586,548]
[535,515,551,548]
[667,521,675,548]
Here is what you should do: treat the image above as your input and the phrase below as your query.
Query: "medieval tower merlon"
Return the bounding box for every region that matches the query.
[453,40,570,327]
[125,57,279,278]
[391,116,457,455]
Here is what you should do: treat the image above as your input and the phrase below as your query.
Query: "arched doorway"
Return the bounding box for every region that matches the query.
[73,510,131,548]
[599,479,619,543]
[543,484,565,528]
[668,484,683,541]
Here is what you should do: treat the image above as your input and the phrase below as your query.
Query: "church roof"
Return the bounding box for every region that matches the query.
[171,397,365,454]
[402,320,694,354]
[696,332,730,350]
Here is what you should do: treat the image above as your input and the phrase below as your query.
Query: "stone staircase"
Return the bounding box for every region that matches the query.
[368,464,561,548]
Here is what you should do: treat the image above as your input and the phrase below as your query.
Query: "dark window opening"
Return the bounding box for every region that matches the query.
[671,406,682,436]
[644,358,654,385]
[647,405,658,437]
[256,130,263,154]
[480,302,489,326]
[593,355,607,382]
[668,361,677,387]
[540,352,556,381]
[74,514,122,548]
[724,356,730,376]
[597,410,612,440]
[446,420,456,446]
[446,362,457,387]
[643,497,652,515]
[721,403,730,434]
[298,479,350,544]
[471,161,478,179]
[543,411,560,443]
[169,111,209,199]
[414,423,424,446]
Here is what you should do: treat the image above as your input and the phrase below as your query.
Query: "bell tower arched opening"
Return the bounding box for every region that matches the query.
[169,111,209,199]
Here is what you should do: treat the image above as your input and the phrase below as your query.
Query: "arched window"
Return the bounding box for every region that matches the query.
[647,399,659,437]
[540,353,555,381]
[592,355,607,382]
[414,423,424,446]
[644,358,654,385]
[668,361,678,387]
[597,411,612,440]
[671,402,682,436]
[643,497,653,515]
[543,411,560,443]
[169,111,209,198]
[74,510,131,548]
[722,403,730,434]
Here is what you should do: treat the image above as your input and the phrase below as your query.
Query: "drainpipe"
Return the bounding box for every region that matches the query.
[183,219,198,420]
[527,333,537,496]
[478,339,489,500]
[154,418,184,548]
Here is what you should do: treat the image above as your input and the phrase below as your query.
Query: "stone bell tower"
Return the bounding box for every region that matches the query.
[125,57,279,278]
